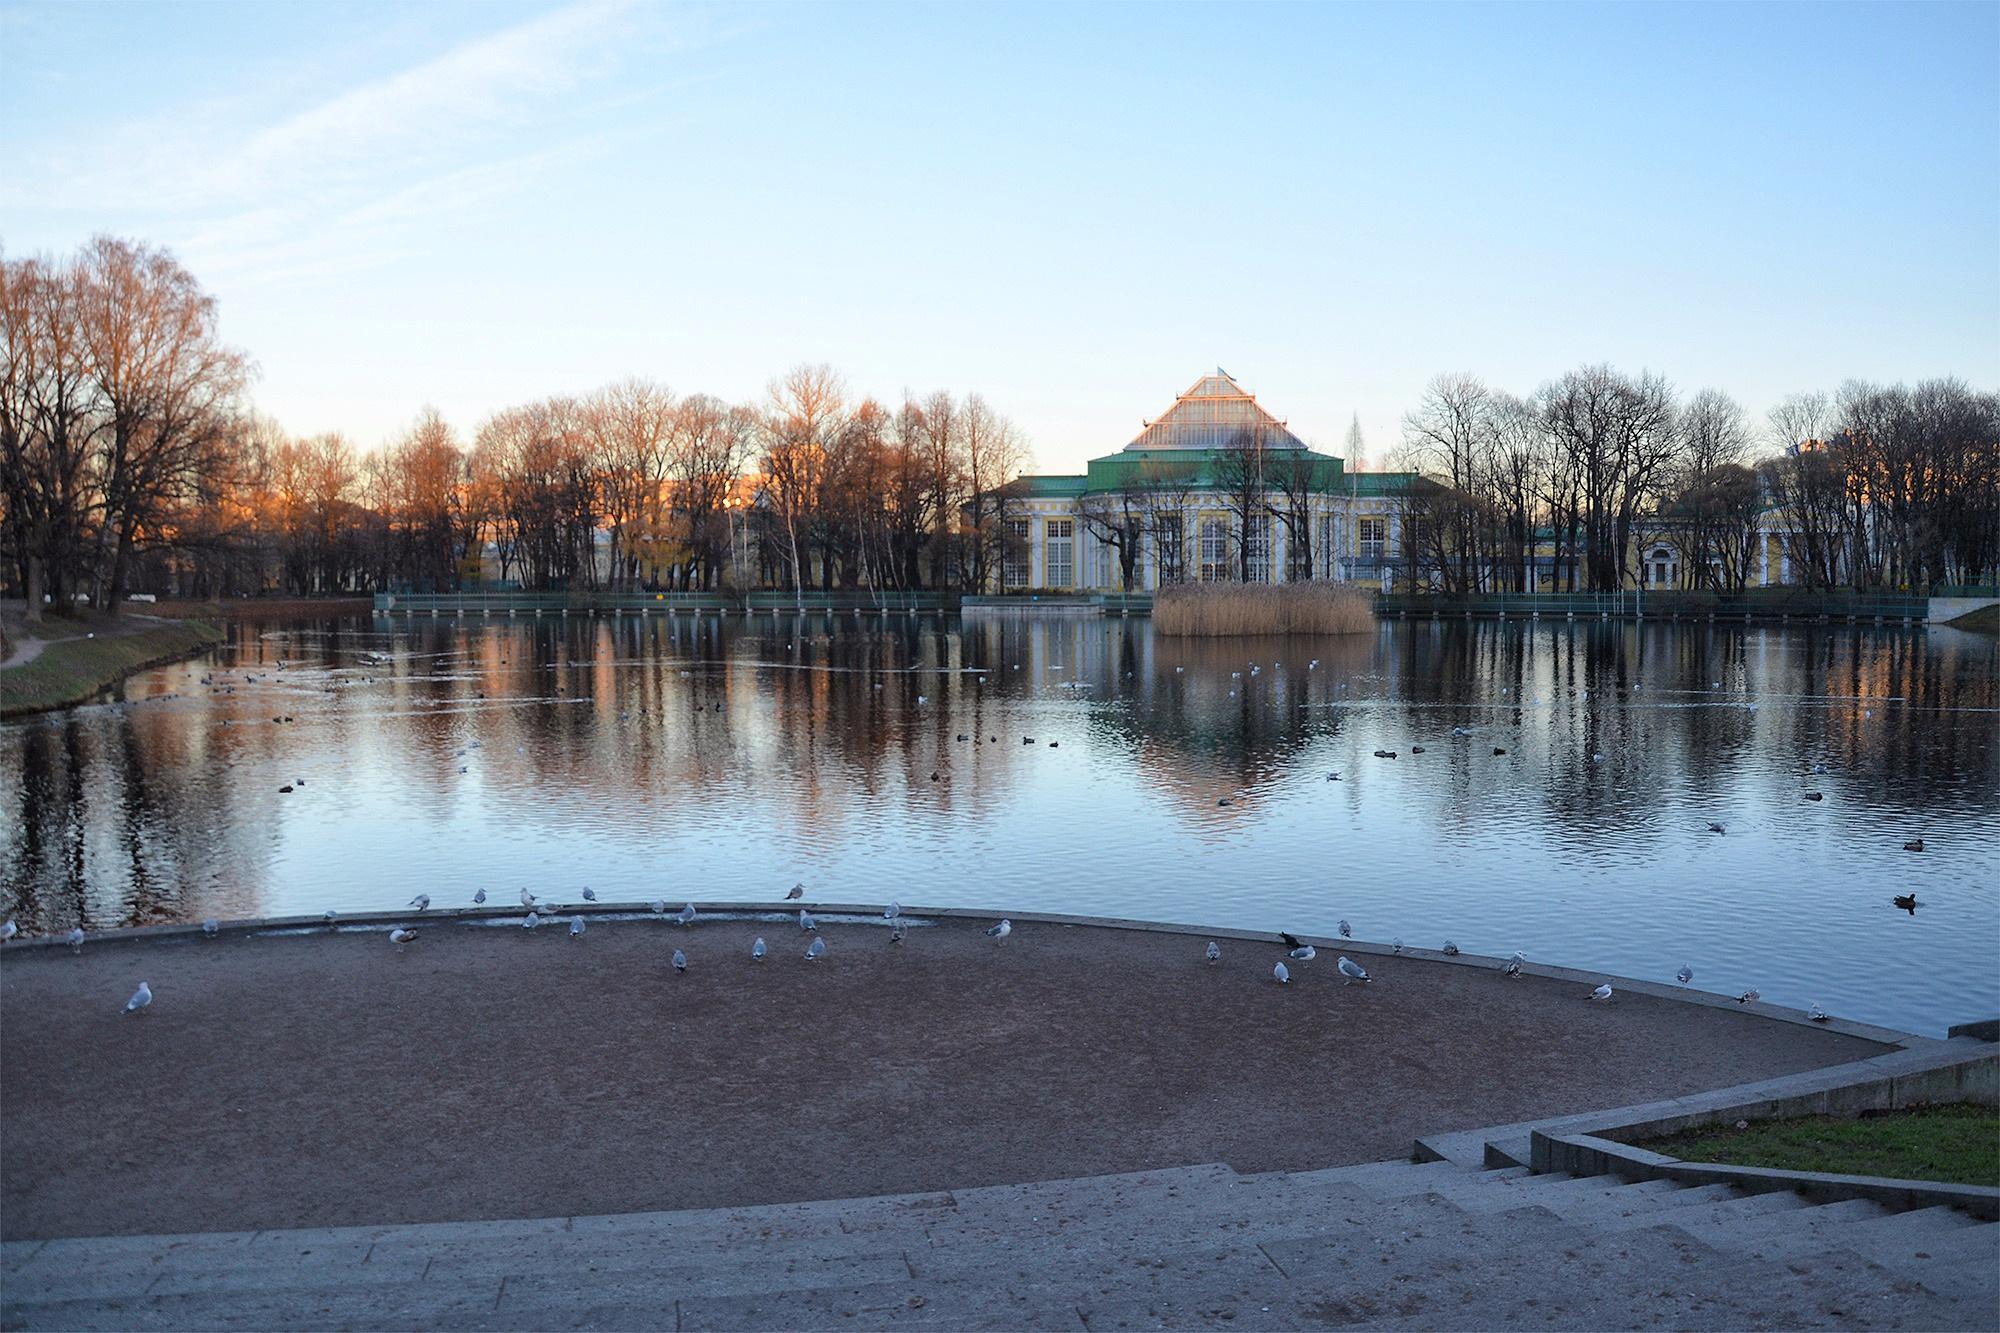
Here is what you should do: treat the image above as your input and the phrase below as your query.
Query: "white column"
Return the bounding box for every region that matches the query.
[1030,515,1044,588]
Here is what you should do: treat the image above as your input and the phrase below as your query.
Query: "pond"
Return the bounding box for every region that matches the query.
[3,611,1996,1036]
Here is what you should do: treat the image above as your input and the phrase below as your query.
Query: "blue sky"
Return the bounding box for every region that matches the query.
[3,0,1995,472]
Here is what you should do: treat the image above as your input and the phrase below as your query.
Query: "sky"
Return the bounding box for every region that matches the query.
[3,0,1996,474]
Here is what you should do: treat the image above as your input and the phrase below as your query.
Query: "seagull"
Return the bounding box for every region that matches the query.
[1735,988,1760,1004]
[985,919,1012,940]
[569,916,586,939]
[1808,1002,1830,1022]
[323,910,337,926]
[1392,939,1404,955]
[1205,940,1221,964]
[473,889,487,904]
[389,928,418,945]
[520,888,537,909]
[884,902,902,921]
[1273,961,1290,985]
[67,927,86,952]
[799,910,817,932]
[1337,919,1352,939]
[1442,941,1459,956]
[201,919,219,938]
[582,888,598,902]
[1503,952,1524,978]
[787,883,805,900]
[1589,983,1613,1002]
[409,894,430,911]
[805,936,827,961]
[672,949,688,973]
[676,903,698,926]
[651,900,667,914]
[1337,956,1370,985]
[1675,964,1693,985]
[0,920,16,942]
[523,911,541,930]
[124,981,152,1014]
[752,936,767,961]
[1288,943,1317,962]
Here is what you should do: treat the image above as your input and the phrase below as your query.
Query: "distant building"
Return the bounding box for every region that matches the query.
[999,371,1430,591]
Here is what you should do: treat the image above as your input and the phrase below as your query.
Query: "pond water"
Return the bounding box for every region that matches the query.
[3,612,1996,1035]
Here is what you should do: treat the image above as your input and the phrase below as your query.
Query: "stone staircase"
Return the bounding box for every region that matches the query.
[4,1158,1994,1330]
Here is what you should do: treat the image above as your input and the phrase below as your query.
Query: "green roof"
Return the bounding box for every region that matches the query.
[1014,450,1426,499]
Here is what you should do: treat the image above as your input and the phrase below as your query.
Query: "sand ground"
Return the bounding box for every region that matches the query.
[0,914,1884,1240]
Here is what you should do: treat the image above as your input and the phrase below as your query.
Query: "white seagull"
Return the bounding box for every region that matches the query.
[1590,984,1613,1002]
[1392,939,1404,955]
[582,888,598,902]
[752,937,767,961]
[1,920,16,942]
[202,919,219,938]
[524,912,540,930]
[651,900,667,914]
[124,981,152,1014]
[672,949,688,973]
[1808,1002,1830,1022]
[985,919,1012,941]
[1504,952,1524,978]
[67,927,85,952]
[786,883,805,900]
[1735,988,1760,1004]
[409,894,430,911]
[884,902,902,921]
[570,916,586,939]
[1273,961,1290,985]
[520,888,537,909]
[1337,956,1370,985]
[389,928,418,946]
[1337,919,1352,939]
[1288,944,1316,962]
[1675,964,1693,985]
[805,936,827,961]
[473,889,487,904]
[1442,941,1460,956]
[676,903,698,926]
[799,910,817,932]
[1205,940,1221,964]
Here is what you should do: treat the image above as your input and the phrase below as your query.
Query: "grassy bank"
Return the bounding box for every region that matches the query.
[0,616,225,717]
[1641,1103,1999,1187]
[1155,582,1375,636]
[1945,603,1999,633]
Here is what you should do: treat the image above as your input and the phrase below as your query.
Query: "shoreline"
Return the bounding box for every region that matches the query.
[0,616,226,719]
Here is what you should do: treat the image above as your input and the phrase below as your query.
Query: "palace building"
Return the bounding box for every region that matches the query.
[999,370,1429,591]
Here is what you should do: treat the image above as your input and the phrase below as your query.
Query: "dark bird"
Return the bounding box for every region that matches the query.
[1492,747,1507,756]
[279,784,294,794]
[1893,893,1919,914]
[1023,737,1034,745]
[1804,792,1824,801]
[1410,745,1425,754]
[1281,931,1305,950]
[1903,839,1924,853]
[1707,822,1726,835]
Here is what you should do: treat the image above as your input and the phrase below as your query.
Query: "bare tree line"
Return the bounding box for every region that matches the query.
[3,239,1032,608]
[1395,366,1999,594]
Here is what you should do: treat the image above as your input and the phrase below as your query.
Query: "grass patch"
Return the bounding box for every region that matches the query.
[1155,582,1375,637]
[1641,1103,1999,1187]
[0,617,225,717]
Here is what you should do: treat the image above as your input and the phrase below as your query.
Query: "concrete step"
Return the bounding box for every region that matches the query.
[1355,1167,1688,1211]
[1582,1184,1813,1233]
[1667,1195,1893,1254]
[1692,1241,1985,1329]
[1698,1202,1982,1268]
[1839,1220,1999,1305]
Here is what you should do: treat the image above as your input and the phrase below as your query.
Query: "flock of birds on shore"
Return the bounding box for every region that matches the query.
[0,893,1833,1027]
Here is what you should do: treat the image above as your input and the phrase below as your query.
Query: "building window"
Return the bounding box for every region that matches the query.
[1199,517,1231,582]
[1358,516,1386,561]
[1154,513,1184,584]
[1246,514,1272,583]
[1045,518,1074,589]
[1004,519,1029,589]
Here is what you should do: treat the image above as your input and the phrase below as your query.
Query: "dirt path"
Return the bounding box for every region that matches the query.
[0,915,1885,1240]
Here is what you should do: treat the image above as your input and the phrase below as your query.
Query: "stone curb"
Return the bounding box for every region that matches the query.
[0,903,1949,1048]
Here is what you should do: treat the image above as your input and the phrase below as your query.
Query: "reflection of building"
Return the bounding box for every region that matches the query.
[1001,372,1429,591]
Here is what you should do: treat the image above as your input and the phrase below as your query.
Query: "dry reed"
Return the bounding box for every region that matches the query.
[1153,582,1376,637]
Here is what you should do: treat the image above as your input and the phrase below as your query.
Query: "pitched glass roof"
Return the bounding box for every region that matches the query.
[1126,369,1308,452]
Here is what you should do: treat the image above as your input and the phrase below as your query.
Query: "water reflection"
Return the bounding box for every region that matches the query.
[3,613,1996,1034]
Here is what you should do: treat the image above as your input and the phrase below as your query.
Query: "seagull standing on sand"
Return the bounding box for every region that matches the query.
[884,902,902,922]
[799,910,817,932]
[67,927,85,952]
[1205,940,1221,964]
[1675,964,1693,985]
[202,920,219,938]
[805,936,827,961]
[1288,943,1316,962]
[570,916,586,939]
[752,937,767,961]
[1504,952,1524,978]
[651,900,667,915]
[524,912,540,930]
[1337,956,1370,985]
[986,919,1012,941]
[676,903,698,927]
[673,949,688,973]
[124,981,152,1014]
[1273,961,1291,984]
[409,894,430,911]
[1589,984,1613,1002]
[0,920,15,942]
[389,928,418,946]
